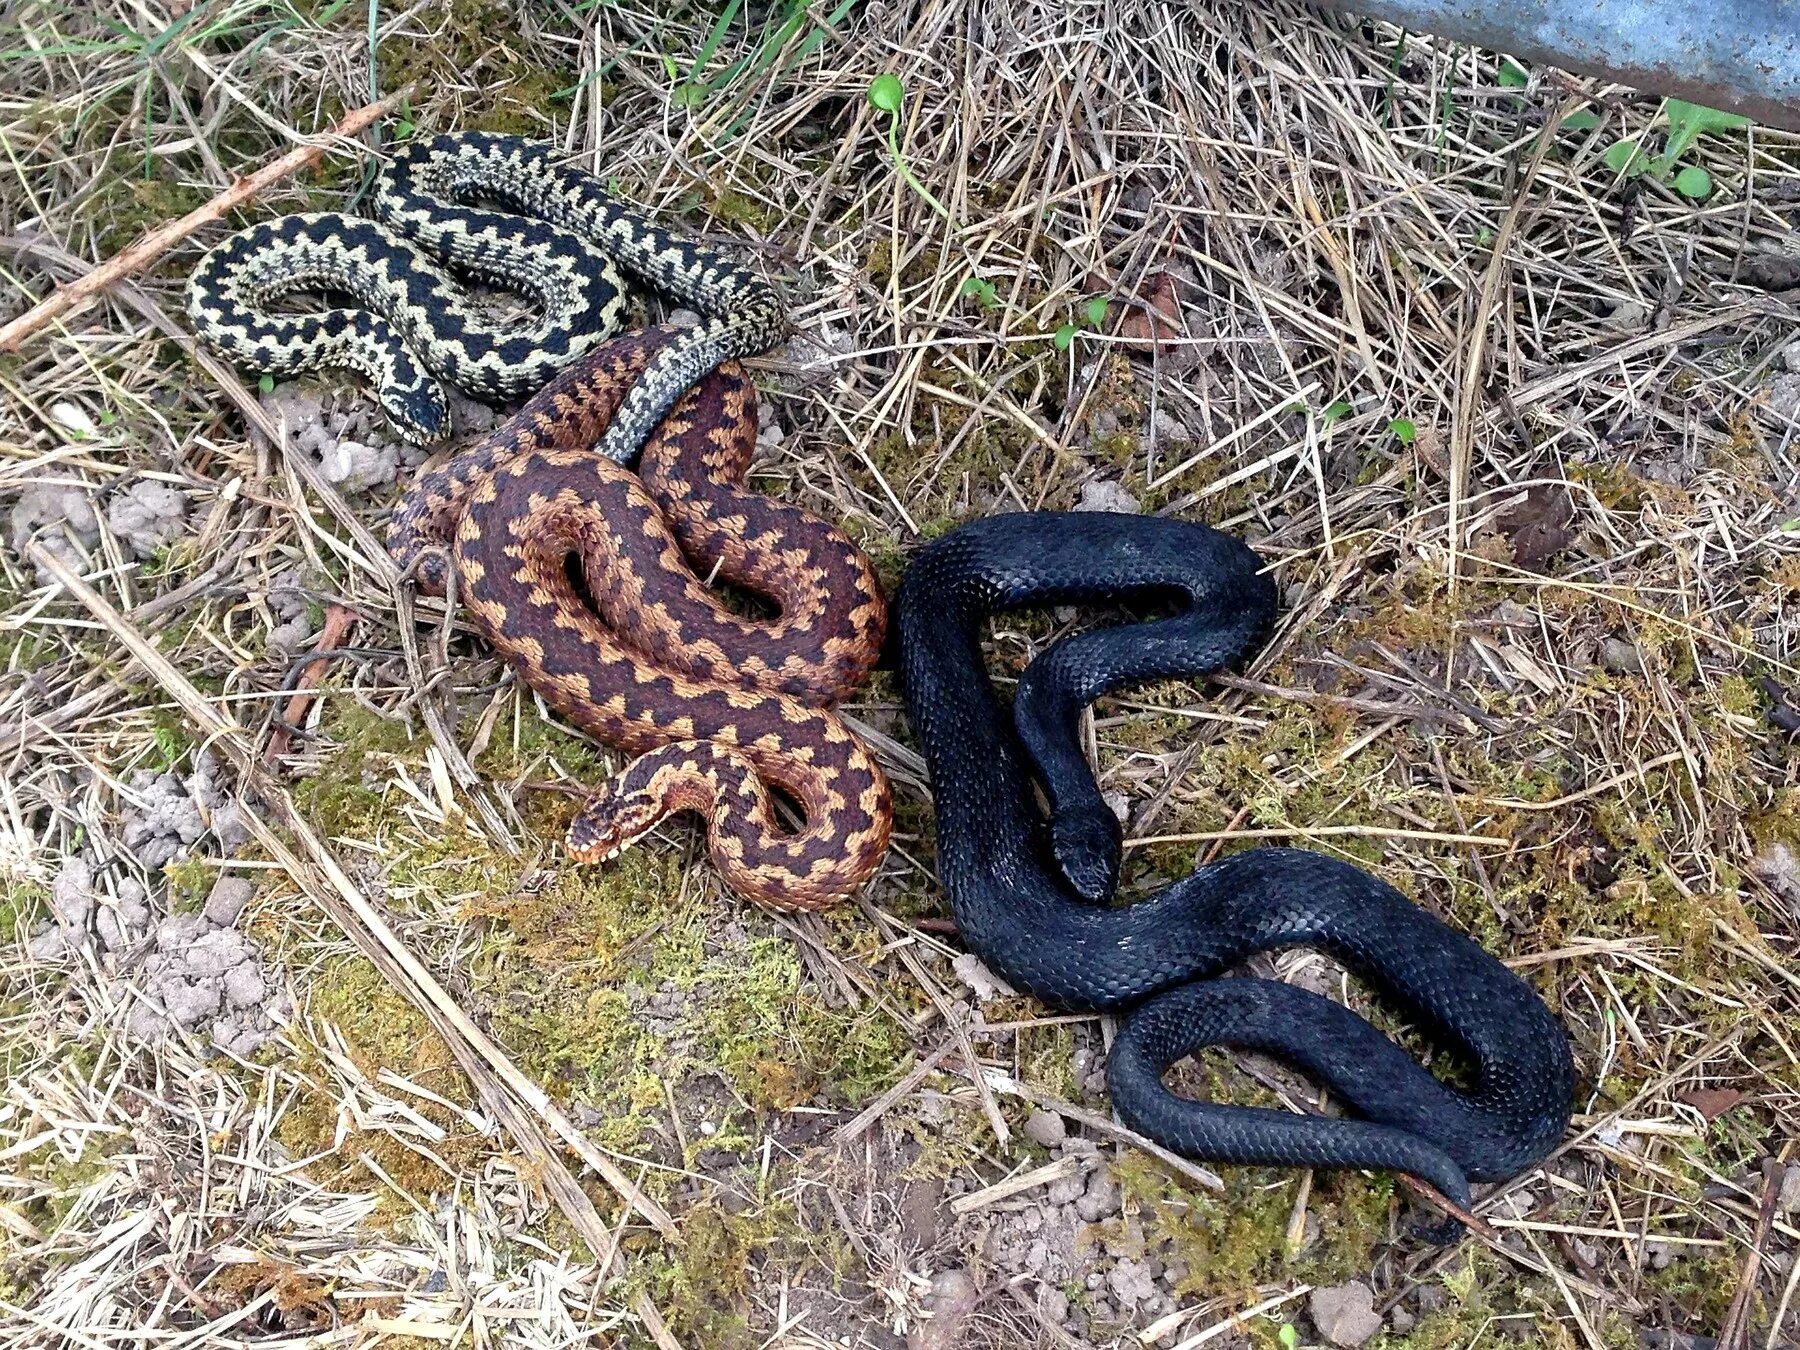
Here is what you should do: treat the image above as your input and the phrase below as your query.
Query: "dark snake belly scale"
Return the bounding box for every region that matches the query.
[895,511,1574,1227]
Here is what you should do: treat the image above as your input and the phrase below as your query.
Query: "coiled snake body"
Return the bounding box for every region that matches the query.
[389,326,892,910]
[184,131,888,910]
[187,131,786,460]
[896,512,1573,1225]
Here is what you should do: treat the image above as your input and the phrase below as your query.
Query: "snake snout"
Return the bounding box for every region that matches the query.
[566,786,661,864]
[379,380,452,446]
[1051,810,1122,902]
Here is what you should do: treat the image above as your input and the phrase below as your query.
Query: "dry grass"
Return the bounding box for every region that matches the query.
[2,0,1799,1346]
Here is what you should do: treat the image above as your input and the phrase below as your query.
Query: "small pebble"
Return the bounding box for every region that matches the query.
[1600,636,1645,674]
[1024,1109,1067,1148]
[1309,1282,1384,1348]
[1076,1164,1120,1222]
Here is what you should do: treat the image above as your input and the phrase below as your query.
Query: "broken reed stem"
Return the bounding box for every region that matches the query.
[24,540,678,1262]
[0,85,411,352]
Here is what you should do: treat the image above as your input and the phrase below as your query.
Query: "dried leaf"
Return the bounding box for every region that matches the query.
[1500,485,1575,571]
[1411,425,1449,479]
[1678,1087,1745,1122]
[1118,270,1183,350]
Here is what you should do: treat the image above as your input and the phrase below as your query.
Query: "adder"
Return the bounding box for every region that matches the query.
[894,511,1574,1233]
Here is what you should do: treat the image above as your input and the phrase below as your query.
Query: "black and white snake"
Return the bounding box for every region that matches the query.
[186,130,787,462]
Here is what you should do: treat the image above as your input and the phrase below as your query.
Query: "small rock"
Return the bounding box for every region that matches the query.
[185,930,251,978]
[1644,1239,1678,1270]
[162,977,222,1028]
[1771,374,1800,424]
[106,479,189,559]
[1779,1162,1800,1215]
[1040,1287,1068,1323]
[1076,1164,1120,1222]
[1602,299,1651,330]
[1047,1174,1085,1205]
[317,438,400,491]
[203,877,254,927]
[1600,636,1645,674]
[223,963,266,1010]
[1309,1282,1384,1348]
[950,952,1015,1002]
[908,1268,980,1350]
[1074,478,1141,515]
[1024,1109,1067,1148]
[1390,1306,1417,1334]
[1107,1258,1157,1308]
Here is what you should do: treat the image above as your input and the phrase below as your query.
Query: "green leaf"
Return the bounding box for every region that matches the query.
[1603,138,1650,177]
[258,374,276,394]
[672,82,706,108]
[1321,398,1353,427]
[960,276,999,309]
[1562,108,1601,132]
[1673,165,1713,199]
[1052,323,1078,351]
[1497,58,1529,88]
[1661,98,1751,163]
[1388,416,1417,444]
[1278,1325,1299,1350]
[868,72,904,115]
[1084,296,1109,327]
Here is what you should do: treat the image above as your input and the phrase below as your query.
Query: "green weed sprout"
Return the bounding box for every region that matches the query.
[1053,296,1110,351]
[868,73,953,224]
[1603,98,1750,199]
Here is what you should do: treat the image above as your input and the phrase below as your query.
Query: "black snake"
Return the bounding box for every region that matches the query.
[894,510,1574,1232]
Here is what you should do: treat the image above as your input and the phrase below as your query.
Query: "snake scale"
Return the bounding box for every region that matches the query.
[896,512,1574,1231]
[188,133,890,909]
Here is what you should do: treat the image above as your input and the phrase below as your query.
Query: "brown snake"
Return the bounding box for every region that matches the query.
[388,324,892,910]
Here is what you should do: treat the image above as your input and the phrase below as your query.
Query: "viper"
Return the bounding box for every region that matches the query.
[187,130,786,462]
[388,325,892,911]
[895,511,1573,1231]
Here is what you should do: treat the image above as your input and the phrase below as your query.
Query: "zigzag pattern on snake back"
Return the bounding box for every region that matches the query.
[388,325,892,911]
[896,512,1574,1235]
[188,131,787,463]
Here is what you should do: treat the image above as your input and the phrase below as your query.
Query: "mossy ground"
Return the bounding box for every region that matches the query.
[4,0,1797,1345]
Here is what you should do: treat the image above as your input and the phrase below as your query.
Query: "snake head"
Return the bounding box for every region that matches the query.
[377,377,451,445]
[566,781,665,864]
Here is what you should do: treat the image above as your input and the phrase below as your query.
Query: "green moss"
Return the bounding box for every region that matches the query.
[370,0,578,136]
[1110,1137,1393,1301]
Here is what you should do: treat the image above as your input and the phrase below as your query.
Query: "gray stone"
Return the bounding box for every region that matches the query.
[1076,1164,1120,1222]
[204,877,254,927]
[908,1268,980,1350]
[1107,1258,1157,1307]
[1309,1282,1384,1348]
[1778,1162,1800,1215]
[223,963,266,1009]
[1600,637,1645,674]
[1074,478,1141,515]
[1024,1109,1067,1148]
[106,479,188,560]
